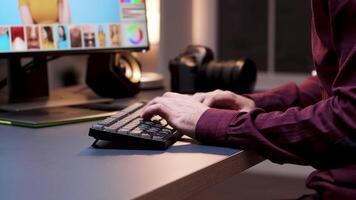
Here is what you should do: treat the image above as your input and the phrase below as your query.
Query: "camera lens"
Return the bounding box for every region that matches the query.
[170,45,257,94]
[200,59,257,94]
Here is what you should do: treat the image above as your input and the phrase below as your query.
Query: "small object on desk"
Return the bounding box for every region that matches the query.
[89,102,183,150]
[0,105,118,128]
[0,100,137,128]
[140,72,164,90]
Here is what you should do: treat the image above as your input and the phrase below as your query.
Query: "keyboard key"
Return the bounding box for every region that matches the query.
[142,121,155,126]
[98,117,117,126]
[141,133,151,139]
[88,102,183,150]
[120,102,144,114]
[111,111,127,119]
[92,124,104,130]
[152,123,163,129]
[104,126,119,133]
[160,129,172,135]
[152,135,164,141]
[159,119,168,127]
[153,132,166,137]
[117,128,130,134]
[138,124,150,130]
[151,115,162,122]
[130,128,144,136]
[147,127,160,133]
[166,125,174,130]
[121,118,141,130]
[108,110,142,130]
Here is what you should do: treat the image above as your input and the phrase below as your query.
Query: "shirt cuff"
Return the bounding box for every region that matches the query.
[244,93,269,109]
[195,108,239,145]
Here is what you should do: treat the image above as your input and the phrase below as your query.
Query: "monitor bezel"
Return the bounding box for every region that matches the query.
[0,46,150,58]
[0,1,150,58]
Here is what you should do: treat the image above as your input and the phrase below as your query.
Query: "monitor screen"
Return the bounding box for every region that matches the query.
[0,0,149,54]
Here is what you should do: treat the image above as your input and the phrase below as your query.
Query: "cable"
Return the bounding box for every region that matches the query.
[0,78,6,89]
[0,56,61,90]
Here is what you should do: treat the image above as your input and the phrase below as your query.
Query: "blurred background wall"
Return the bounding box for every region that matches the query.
[157,0,312,91]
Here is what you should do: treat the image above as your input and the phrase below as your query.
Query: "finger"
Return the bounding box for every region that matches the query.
[202,96,216,107]
[141,103,173,122]
[213,89,223,94]
[140,97,164,118]
[192,93,205,102]
[143,96,166,110]
[163,92,191,99]
[162,92,181,98]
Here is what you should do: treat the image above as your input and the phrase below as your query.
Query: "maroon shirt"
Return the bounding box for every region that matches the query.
[195,0,356,199]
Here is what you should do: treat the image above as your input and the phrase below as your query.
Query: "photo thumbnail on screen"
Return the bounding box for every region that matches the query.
[0,0,148,53]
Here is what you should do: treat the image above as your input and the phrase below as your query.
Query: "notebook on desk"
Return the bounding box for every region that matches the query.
[0,99,143,128]
[0,105,118,128]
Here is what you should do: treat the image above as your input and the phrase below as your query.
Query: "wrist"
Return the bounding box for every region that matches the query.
[195,108,239,145]
[247,98,256,109]
[240,95,256,109]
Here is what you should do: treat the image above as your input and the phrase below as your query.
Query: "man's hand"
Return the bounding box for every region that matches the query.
[141,92,209,138]
[193,90,256,112]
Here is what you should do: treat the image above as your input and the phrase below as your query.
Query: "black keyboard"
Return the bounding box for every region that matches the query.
[89,102,183,150]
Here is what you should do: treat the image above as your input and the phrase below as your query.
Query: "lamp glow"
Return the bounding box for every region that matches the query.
[146,0,160,45]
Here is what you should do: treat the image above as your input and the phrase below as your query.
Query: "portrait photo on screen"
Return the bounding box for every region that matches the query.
[55,25,69,49]
[18,0,72,24]
[109,24,121,47]
[83,25,96,48]
[0,27,11,51]
[40,26,55,49]
[11,26,26,51]
[69,25,82,48]
[26,26,40,49]
[97,24,109,48]
[0,0,148,53]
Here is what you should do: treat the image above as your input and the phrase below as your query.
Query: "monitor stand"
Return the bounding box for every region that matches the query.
[0,56,112,112]
[0,85,113,112]
[6,55,49,105]
[0,56,132,127]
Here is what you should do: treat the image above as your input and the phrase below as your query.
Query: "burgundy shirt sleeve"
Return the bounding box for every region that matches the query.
[196,93,356,168]
[246,76,321,112]
[196,0,356,170]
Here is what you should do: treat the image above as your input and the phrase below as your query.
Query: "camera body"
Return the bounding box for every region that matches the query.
[169,45,257,94]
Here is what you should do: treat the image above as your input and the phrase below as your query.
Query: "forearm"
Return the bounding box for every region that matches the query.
[196,95,356,169]
[247,76,321,112]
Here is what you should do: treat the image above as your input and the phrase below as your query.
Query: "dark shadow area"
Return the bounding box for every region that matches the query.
[218,0,268,71]
[79,139,240,157]
[188,172,314,200]
[275,0,313,73]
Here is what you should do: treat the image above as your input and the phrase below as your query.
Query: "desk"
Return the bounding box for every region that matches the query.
[0,91,264,200]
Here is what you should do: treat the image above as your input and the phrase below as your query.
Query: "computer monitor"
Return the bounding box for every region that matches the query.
[0,0,149,105]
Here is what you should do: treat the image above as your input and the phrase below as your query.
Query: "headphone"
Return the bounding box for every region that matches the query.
[86,53,141,98]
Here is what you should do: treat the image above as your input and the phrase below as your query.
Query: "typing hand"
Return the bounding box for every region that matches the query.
[192,90,256,112]
[141,92,209,139]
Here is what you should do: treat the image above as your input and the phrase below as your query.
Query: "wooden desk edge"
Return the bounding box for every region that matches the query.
[135,151,265,200]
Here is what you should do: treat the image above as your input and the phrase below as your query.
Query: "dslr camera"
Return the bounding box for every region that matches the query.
[169,45,257,94]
